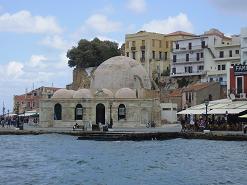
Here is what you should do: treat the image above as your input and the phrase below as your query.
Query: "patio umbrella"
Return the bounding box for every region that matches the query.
[239,114,247,118]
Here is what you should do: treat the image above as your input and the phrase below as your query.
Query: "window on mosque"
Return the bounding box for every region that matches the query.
[75,104,83,120]
[118,104,126,120]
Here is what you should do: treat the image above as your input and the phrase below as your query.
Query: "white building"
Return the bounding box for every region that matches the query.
[241,27,247,64]
[203,29,240,85]
[160,103,177,123]
[170,36,206,77]
[170,29,240,87]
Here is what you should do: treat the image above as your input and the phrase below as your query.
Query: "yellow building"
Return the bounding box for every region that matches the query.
[125,31,166,80]
[125,31,196,82]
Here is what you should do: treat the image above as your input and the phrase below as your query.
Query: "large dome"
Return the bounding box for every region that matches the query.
[90,56,151,90]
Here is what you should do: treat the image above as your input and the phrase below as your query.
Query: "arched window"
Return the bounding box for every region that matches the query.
[75,104,83,120]
[118,104,126,120]
[54,103,62,120]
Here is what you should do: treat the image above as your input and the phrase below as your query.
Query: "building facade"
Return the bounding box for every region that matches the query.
[40,56,161,128]
[13,86,60,113]
[170,36,205,78]
[125,31,195,80]
[182,82,221,109]
[170,29,240,87]
[241,27,247,64]
[125,31,166,79]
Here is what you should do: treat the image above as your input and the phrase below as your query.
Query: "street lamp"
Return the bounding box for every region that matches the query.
[204,99,209,125]
[225,111,228,124]
[15,102,20,128]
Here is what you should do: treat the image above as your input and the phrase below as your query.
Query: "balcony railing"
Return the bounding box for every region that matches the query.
[172,57,204,64]
[170,70,206,77]
[214,55,240,61]
[171,45,206,53]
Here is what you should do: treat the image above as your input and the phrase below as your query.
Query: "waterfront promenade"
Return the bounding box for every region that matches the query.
[0,124,247,141]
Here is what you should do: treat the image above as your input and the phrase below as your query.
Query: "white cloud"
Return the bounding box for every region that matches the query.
[6,61,24,79]
[28,55,47,68]
[208,0,247,15]
[141,13,194,34]
[85,14,121,33]
[0,10,62,34]
[127,0,146,13]
[40,35,68,50]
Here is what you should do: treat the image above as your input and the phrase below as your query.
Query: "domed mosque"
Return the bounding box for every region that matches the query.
[40,56,161,128]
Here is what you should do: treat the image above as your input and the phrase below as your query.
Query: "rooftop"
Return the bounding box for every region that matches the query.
[166,31,196,37]
[183,82,216,92]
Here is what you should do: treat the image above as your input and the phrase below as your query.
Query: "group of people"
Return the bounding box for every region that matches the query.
[0,115,39,128]
[181,117,207,132]
[0,116,19,128]
[180,114,244,132]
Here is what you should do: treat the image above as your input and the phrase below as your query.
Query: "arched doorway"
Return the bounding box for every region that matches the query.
[96,103,105,124]
[54,103,62,120]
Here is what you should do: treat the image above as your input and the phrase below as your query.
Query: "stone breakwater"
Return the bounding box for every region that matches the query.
[0,129,247,141]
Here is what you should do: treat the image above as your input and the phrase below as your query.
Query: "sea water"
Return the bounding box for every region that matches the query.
[0,134,246,185]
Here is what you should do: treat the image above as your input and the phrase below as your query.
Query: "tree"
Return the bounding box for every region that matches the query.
[67,38,121,68]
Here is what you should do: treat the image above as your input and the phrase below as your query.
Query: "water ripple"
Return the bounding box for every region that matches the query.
[0,135,247,185]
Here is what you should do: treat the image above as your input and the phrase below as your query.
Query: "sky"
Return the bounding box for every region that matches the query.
[0,0,247,112]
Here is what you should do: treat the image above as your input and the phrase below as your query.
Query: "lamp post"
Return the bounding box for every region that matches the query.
[204,100,209,125]
[15,102,20,128]
[225,111,228,124]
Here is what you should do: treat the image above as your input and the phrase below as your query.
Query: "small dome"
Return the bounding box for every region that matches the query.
[94,88,113,98]
[73,89,92,99]
[52,89,75,99]
[115,88,137,99]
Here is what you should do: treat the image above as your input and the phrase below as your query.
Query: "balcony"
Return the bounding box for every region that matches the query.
[172,57,204,64]
[214,56,240,61]
[131,47,136,51]
[140,46,145,50]
[207,70,226,76]
[170,70,206,77]
[171,45,205,53]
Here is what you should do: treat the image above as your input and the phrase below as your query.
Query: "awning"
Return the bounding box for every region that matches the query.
[208,109,246,115]
[177,99,247,115]
[177,109,206,115]
[4,113,17,117]
[239,114,247,118]
[18,112,39,117]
